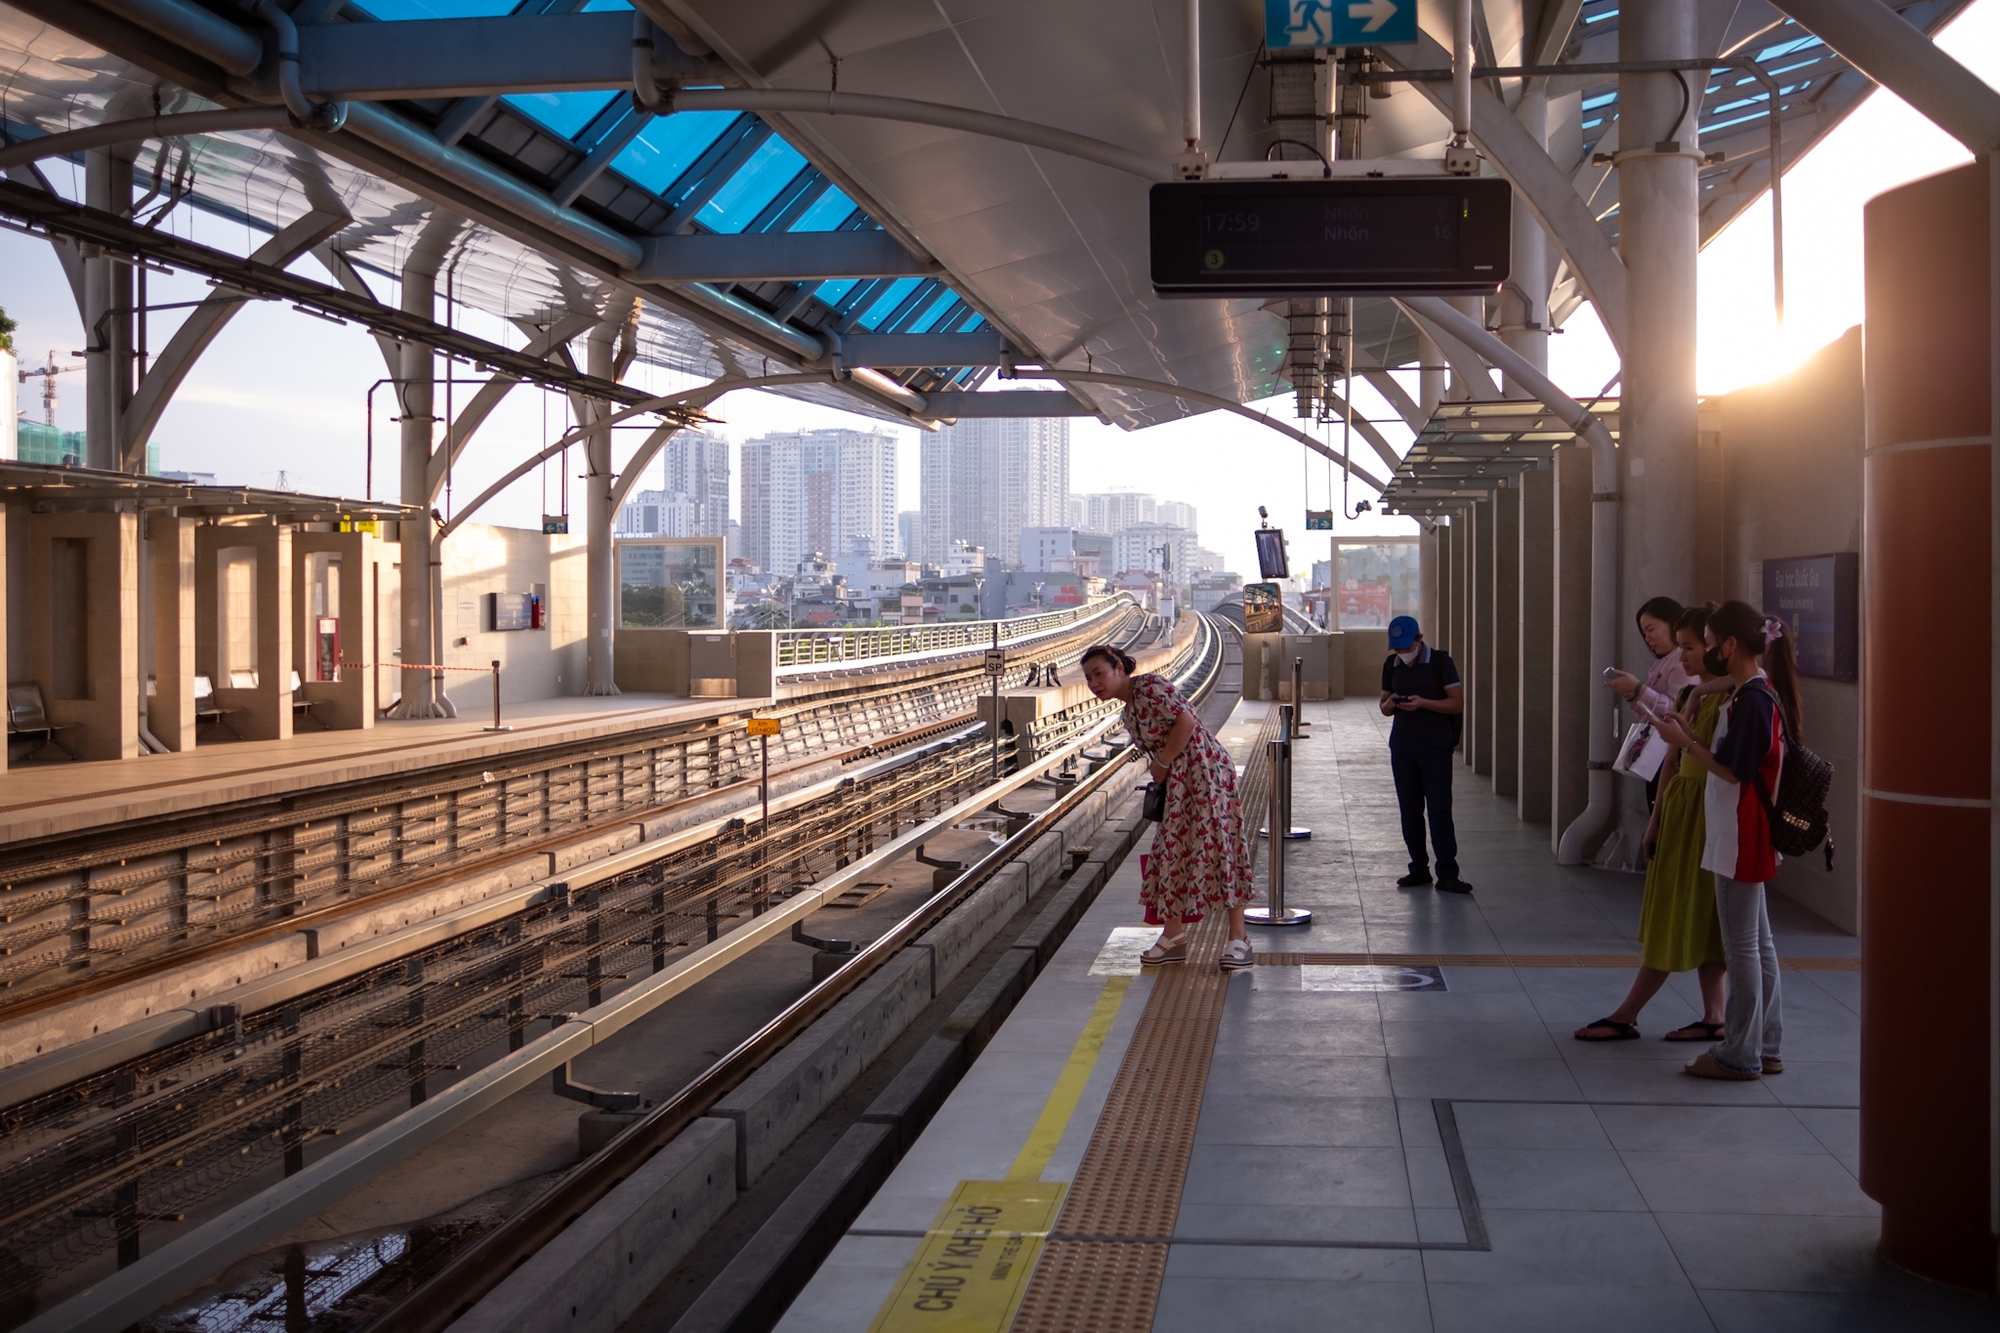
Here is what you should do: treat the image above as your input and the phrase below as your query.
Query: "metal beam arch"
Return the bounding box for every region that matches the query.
[425,310,601,502]
[121,207,351,466]
[1376,34,1631,358]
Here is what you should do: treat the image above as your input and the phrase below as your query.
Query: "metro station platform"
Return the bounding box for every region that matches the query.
[0,692,710,845]
[777,698,1996,1333]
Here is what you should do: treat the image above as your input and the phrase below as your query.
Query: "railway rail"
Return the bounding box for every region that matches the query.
[0,609,1207,1329]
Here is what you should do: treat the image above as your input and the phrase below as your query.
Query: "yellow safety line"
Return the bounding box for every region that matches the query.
[866,974,1135,1333]
[1007,975,1131,1182]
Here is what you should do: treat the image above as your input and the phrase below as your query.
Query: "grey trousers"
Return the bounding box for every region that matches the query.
[1711,873,1783,1073]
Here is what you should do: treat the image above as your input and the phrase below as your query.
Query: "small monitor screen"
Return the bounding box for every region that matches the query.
[1255,528,1289,580]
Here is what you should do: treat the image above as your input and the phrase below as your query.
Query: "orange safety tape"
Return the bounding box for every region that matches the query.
[339,661,499,672]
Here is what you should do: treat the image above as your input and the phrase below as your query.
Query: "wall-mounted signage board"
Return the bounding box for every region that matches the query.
[1762,552,1857,682]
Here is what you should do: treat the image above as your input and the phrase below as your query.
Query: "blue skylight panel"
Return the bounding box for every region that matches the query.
[354,0,516,16]
[960,313,984,333]
[814,279,860,306]
[612,111,739,196]
[856,278,922,329]
[507,91,618,140]
[1755,33,1824,62]
[789,186,859,232]
[581,0,633,9]
[698,137,809,233]
[1711,93,1766,116]
[1703,110,1771,133]
[1581,91,1618,111]
[906,292,958,333]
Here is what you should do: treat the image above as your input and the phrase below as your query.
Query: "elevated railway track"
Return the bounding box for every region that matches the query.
[0,604,1213,1331]
[0,599,1143,1023]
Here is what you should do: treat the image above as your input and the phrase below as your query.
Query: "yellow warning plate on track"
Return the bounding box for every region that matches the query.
[746,716,781,736]
[866,1179,1065,1333]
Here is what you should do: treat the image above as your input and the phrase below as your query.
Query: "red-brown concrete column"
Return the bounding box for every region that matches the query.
[1861,160,1995,1293]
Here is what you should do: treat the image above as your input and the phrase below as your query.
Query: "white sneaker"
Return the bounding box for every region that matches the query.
[1220,938,1254,970]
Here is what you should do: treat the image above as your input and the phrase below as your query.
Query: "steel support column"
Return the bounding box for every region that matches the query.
[582,303,633,696]
[1492,483,1521,800]
[1615,0,1701,849]
[1471,497,1495,777]
[1501,83,1553,393]
[1518,464,1555,821]
[1418,330,1445,418]
[1552,442,1593,844]
[1507,82,1554,821]
[389,214,462,719]
[83,148,134,472]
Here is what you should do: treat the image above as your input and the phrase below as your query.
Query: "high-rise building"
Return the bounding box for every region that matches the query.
[1156,499,1198,533]
[1079,491,1155,534]
[664,429,731,536]
[613,428,729,541]
[1112,522,1199,586]
[614,488,696,537]
[897,510,918,560]
[1020,526,1080,574]
[918,418,1068,566]
[738,433,799,575]
[739,428,897,576]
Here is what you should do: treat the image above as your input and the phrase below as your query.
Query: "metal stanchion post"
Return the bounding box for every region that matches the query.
[1248,724,1311,927]
[1292,656,1311,734]
[1281,702,1310,840]
[483,660,510,732]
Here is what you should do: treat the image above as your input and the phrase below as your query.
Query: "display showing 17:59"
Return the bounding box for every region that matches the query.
[1202,211,1262,235]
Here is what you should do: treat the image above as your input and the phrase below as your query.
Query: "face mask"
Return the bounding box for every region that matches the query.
[1396,649,1420,665]
[1702,647,1728,677]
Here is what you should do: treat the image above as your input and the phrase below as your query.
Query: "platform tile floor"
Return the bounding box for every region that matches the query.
[776,698,1997,1333]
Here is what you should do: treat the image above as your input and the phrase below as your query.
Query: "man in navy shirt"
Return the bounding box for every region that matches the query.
[1379,615,1471,893]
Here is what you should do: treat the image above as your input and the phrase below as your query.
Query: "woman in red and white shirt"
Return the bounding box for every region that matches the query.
[1654,600,1805,1081]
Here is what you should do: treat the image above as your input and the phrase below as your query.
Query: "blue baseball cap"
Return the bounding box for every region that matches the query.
[1387,615,1422,651]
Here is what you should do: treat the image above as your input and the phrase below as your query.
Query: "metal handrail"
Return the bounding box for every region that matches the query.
[774,595,1132,670]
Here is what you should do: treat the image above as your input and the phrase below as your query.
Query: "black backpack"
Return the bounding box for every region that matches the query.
[1745,680,1836,868]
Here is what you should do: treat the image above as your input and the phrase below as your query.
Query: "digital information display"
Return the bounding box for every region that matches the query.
[1150,178,1513,297]
[1255,528,1290,580]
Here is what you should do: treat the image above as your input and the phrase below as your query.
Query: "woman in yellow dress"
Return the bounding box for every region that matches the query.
[1575,604,1729,1041]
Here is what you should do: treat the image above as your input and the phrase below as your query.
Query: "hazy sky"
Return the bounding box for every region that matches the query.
[2,1,1995,579]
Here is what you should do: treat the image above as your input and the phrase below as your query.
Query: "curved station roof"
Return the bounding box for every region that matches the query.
[0,0,1969,439]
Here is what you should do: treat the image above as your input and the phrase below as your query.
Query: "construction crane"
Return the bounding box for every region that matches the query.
[16,350,80,427]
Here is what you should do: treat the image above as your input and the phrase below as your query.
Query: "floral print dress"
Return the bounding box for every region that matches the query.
[1124,673,1257,917]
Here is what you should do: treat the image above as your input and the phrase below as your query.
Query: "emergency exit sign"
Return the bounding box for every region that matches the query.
[1266,0,1418,49]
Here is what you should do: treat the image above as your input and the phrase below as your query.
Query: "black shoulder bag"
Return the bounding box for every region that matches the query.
[1745,680,1836,868]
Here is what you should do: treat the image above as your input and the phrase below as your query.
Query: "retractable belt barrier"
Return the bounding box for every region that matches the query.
[339,660,511,732]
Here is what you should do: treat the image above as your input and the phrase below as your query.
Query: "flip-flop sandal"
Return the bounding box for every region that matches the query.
[1574,1017,1640,1041]
[1663,1021,1725,1042]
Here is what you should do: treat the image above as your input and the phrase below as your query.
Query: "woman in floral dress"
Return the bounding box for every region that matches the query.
[1080,645,1258,970]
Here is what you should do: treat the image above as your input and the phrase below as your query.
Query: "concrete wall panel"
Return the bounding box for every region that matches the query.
[450,1117,736,1333]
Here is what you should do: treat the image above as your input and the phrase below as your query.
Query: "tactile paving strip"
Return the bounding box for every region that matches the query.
[1257,952,1860,971]
[1009,912,1230,1333]
[1010,710,1278,1333]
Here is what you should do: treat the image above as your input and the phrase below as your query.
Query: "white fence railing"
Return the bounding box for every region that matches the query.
[773,596,1136,672]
